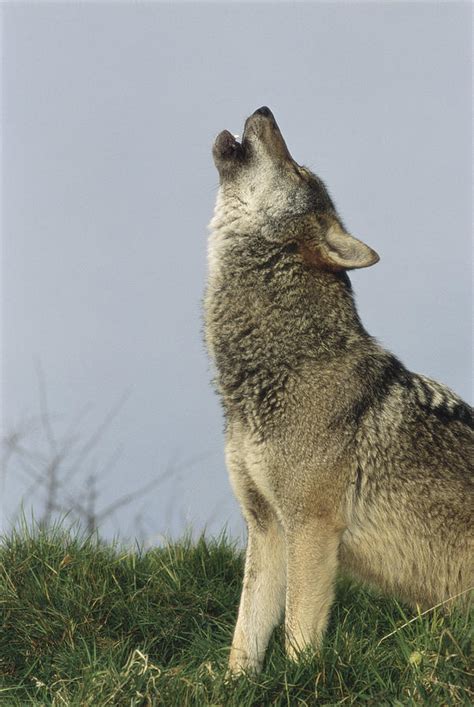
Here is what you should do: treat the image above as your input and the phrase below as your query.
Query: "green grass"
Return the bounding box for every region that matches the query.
[0,523,471,705]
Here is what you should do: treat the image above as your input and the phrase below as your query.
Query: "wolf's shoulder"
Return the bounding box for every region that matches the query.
[407,372,473,429]
[348,349,473,434]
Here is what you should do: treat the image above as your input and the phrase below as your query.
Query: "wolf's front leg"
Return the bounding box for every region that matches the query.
[285,520,342,661]
[228,515,286,676]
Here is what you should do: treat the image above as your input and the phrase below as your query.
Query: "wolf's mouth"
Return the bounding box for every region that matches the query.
[213,130,244,161]
[212,108,270,164]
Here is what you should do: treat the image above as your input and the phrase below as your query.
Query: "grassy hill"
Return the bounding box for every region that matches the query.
[0,524,471,705]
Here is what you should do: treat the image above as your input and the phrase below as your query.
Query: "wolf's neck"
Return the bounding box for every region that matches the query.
[213,240,366,349]
[205,237,369,415]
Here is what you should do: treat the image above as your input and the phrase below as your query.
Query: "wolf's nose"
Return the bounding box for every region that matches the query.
[253,106,274,119]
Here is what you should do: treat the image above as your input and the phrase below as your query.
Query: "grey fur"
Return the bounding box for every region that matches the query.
[204,107,473,675]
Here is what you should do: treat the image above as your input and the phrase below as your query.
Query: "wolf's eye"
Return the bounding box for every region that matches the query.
[293,165,310,182]
[293,166,305,179]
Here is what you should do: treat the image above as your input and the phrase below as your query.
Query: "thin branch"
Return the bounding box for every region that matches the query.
[17,476,45,507]
[60,403,93,448]
[42,454,63,524]
[94,445,123,485]
[62,494,89,520]
[94,452,208,525]
[96,472,174,523]
[62,391,130,483]
[5,382,212,539]
[15,456,44,484]
[5,439,49,466]
[35,359,58,455]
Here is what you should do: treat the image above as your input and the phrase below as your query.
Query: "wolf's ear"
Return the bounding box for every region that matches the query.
[317,224,380,271]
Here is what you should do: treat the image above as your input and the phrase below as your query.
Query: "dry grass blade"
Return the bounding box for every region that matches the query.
[377,586,473,645]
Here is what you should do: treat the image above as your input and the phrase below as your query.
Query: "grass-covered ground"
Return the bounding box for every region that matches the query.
[0,524,471,705]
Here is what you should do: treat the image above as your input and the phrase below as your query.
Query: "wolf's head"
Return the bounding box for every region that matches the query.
[211,107,379,272]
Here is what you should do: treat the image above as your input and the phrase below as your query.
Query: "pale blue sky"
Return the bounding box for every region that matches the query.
[2,2,472,542]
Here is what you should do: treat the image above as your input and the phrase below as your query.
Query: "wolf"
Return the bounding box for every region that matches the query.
[204,107,473,676]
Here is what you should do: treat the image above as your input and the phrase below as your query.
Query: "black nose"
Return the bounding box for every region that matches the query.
[253,106,274,119]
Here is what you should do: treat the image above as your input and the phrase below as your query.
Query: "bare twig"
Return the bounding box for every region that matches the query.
[35,360,58,455]
[41,453,63,525]
[3,379,210,541]
[61,391,130,483]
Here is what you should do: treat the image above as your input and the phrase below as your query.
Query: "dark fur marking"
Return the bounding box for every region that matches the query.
[333,355,408,428]
[421,400,473,429]
[414,378,474,430]
[354,465,363,500]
